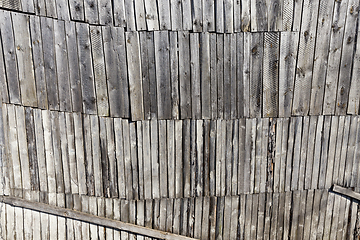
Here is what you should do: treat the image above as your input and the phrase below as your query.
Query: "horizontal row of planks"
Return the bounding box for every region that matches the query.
[1,5,360,121]
[0,189,359,240]
[3,103,360,201]
[1,0,314,32]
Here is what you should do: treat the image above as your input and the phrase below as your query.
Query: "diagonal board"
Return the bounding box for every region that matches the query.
[0,195,197,240]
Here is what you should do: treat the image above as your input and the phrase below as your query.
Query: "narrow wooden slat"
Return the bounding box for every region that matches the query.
[42,110,55,194]
[292,0,303,31]
[170,0,182,30]
[64,21,82,113]
[134,0,147,29]
[90,115,103,196]
[107,118,118,197]
[274,118,283,192]
[243,119,251,194]
[278,32,299,117]
[76,22,97,114]
[150,120,160,198]
[250,194,258,239]
[282,0,293,31]
[126,31,144,121]
[136,122,144,200]
[54,20,72,112]
[325,116,339,189]
[216,34,224,118]
[332,116,346,185]
[236,33,244,118]
[73,112,87,195]
[348,22,360,114]
[231,120,239,195]
[183,120,191,198]
[241,0,250,31]
[55,0,70,20]
[142,121,152,199]
[193,197,203,239]
[98,0,113,25]
[215,197,224,239]
[284,117,295,192]
[263,32,279,117]
[318,116,331,189]
[124,0,136,31]
[317,190,328,239]
[309,0,335,115]
[169,32,179,119]
[323,0,349,115]
[69,0,85,21]
[283,191,292,238]
[304,117,317,190]
[45,0,57,17]
[352,118,360,188]
[291,117,303,191]
[154,31,171,119]
[58,112,71,194]
[203,0,215,32]
[216,0,224,33]
[336,0,359,115]
[181,0,192,30]
[292,0,320,115]
[330,193,341,239]
[201,32,211,119]
[122,120,133,199]
[337,116,351,186]
[268,0,282,31]
[224,0,233,33]
[167,120,175,198]
[190,120,197,197]
[261,118,270,193]
[249,32,263,118]
[113,0,126,27]
[158,0,171,30]
[106,198,115,239]
[41,17,59,110]
[251,0,267,32]
[158,120,168,198]
[309,190,321,239]
[257,193,265,239]
[298,116,309,190]
[270,192,280,239]
[196,120,204,197]
[0,11,20,104]
[191,0,202,32]
[51,111,65,194]
[0,26,9,103]
[90,26,109,116]
[12,13,37,107]
[311,115,324,190]
[190,33,201,119]
[144,0,159,30]
[254,119,262,193]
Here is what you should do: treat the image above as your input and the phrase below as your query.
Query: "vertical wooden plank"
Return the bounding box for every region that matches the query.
[309,0,335,115]
[54,20,72,112]
[325,116,339,189]
[210,33,217,119]
[21,0,34,12]
[243,119,251,194]
[167,120,175,198]
[323,0,349,115]
[279,118,289,192]
[34,109,48,194]
[216,0,224,32]
[292,0,304,31]
[215,120,224,196]
[261,118,270,193]
[291,117,303,191]
[215,197,224,239]
[304,116,318,190]
[201,197,210,239]
[42,109,56,194]
[114,118,125,198]
[236,33,244,118]
[292,0,320,115]
[352,117,360,188]
[158,0,171,30]
[224,34,231,119]
[45,0,57,17]
[309,190,322,239]
[190,33,201,119]
[268,0,282,31]
[192,0,202,32]
[190,120,197,197]
[274,118,283,192]
[196,120,204,197]
[158,120,168,198]
[282,0,294,31]
[170,0,182,30]
[250,194,259,239]
[241,0,250,31]
[106,198,114,239]
[257,193,265,240]
[126,31,144,121]
[348,22,360,115]
[122,119,133,199]
[203,0,215,32]
[76,22,97,115]
[106,118,118,197]
[69,0,85,21]
[263,32,279,117]
[233,0,241,32]
[41,17,59,110]
[136,121,144,200]
[283,191,292,238]
[182,0,192,30]
[98,0,113,25]
[251,0,267,32]
[194,197,203,239]
[335,0,359,115]
[217,34,224,118]
[169,32,179,119]
[144,0,159,30]
[183,119,191,198]
[65,21,82,113]
[242,33,251,118]
[201,32,211,119]
[278,32,299,117]
[0,11,20,104]
[124,0,136,31]
[173,198,181,235]
[90,115,102,197]
[318,116,331,189]
[90,26,109,116]
[231,120,239,195]
[113,0,126,27]
[290,191,300,239]
[0,27,9,103]
[209,120,216,196]
[154,31,171,119]
[51,111,65,194]
[298,116,310,190]
[12,13,37,107]
[137,200,145,240]
[150,120,160,199]
[332,116,346,185]
[270,192,280,239]
[58,112,71,194]
[55,0,70,20]
[337,116,351,186]
[250,32,264,118]
[254,118,262,193]
[224,0,233,33]
[142,120,152,199]
[73,112,87,195]
[311,115,324,190]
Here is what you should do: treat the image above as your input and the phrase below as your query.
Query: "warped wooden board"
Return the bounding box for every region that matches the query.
[285,117,295,192]
[268,0,282,31]
[126,31,144,121]
[203,0,215,32]
[154,31,171,120]
[0,10,21,104]
[304,116,317,190]
[90,26,109,116]
[51,111,65,194]
[76,22,97,114]
[292,0,319,115]
[316,190,328,239]
[337,116,351,186]
[332,116,346,185]
[309,0,335,115]
[170,0,182,30]
[273,118,283,192]
[158,0,171,30]
[98,0,113,25]
[124,0,136,31]
[0,28,9,103]
[54,20,72,112]
[323,0,349,115]
[251,0,267,32]
[335,0,359,115]
[279,118,289,192]
[69,0,84,21]
[12,13,37,107]
[84,0,99,24]
[263,32,279,117]
[144,0,159,30]
[122,120,133,199]
[278,32,299,117]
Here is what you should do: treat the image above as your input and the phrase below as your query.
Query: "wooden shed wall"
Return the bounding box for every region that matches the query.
[0,0,360,239]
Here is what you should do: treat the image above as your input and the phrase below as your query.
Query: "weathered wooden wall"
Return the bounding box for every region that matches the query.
[1,0,360,239]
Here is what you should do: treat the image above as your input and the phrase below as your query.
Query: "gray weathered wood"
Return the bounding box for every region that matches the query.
[200,33,211,119]
[250,33,263,118]
[169,32,179,119]
[337,116,350,186]
[55,0,70,20]
[311,115,324,190]
[158,120,168,198]
[268,0,282,31]
[274,118,283,192]
[69,0,85,21]
[216,0,224,32]
[150,120,160,198]
[223,34,231,119]
[291,117,302,191]
[142,120,152,199]
[0,29,9,103]
[113,0,126,27]
[12,13,37,107]
[42,109,56,194]
[282,0,293,31]
[122,120,133,199]
[203,0,215,32]
[54,20,72,112]
[241,0,250,31]
[178,34,191,118]
[236,33,244,118]
[279,118,289,192]
[325,116,339,189]
[304,117,317,190]
[84,0,99,25]
[124,0,136,31]
[190,33,201,119]
[34,109,48,193]
[73,112,87,195]
[158,0,171,30]
[170,0,182,30]
[58,112,71,194]
[192,0,202,32]
[114,118,125,198]
[90,115,102,197]
[251,0,267,31]
[167,120,175,198]
[98,0,113,25]
[332,116,346,185]
[0,11,21,104]
[224,0,233,33]
[76,22,97,114]
[318,116,331,189]
[217,34,224,118]
[51,111,65,194]
[209,34,217,119]
[136,121,144,200]
[348,23,360,114]
[298,116,309,190]
[126,31,144,121]
[143,0,159,30]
